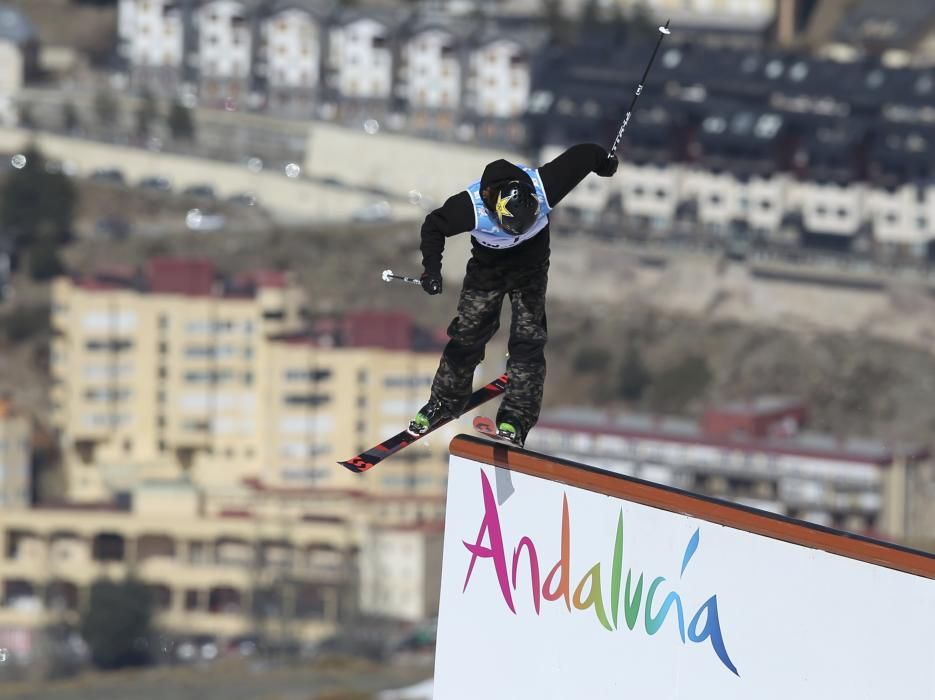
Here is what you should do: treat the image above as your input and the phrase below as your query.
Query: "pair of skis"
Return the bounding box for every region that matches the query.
[339,374,511,473]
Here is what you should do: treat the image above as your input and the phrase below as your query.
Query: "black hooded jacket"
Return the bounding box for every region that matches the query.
[419,143,611,283]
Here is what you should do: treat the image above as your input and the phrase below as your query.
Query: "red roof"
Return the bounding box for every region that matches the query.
[71,258,291,299]
[147,257,215,296]
[343,310,413,350]
[251,269,287,289]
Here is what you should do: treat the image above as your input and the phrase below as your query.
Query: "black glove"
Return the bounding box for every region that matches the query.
[595,153,618,177]
[420,271,442,295]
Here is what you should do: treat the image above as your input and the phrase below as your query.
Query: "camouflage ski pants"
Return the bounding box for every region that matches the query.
[429,261,548,434]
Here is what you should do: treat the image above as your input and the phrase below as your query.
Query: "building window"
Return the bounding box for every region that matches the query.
[283,394,331,407]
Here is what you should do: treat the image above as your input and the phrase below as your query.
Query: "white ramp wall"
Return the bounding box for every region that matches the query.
[434,437,935,699]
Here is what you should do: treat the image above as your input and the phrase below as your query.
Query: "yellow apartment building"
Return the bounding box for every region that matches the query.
[0,494,357,655]
[49,258,456,504]
[0,476,451,659]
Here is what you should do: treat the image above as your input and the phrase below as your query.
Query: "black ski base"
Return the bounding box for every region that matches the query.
[339,374,508,473]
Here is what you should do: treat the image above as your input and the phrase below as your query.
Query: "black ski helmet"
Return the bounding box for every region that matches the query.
[486,180,540,236]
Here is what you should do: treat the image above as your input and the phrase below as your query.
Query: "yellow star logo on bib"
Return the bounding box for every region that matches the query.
[494,190,515,223]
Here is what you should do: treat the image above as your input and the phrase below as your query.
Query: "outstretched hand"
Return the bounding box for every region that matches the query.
[596,153,619,177]
[420,272,443,295]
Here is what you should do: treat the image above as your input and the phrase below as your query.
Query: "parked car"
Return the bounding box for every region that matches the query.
[138,176,172,192]
[181,184,216,200]
[90,168,126,186]
[227,192,257,207]
[186,208,226,232]
[352,200,393,223]
[95,217,131,240]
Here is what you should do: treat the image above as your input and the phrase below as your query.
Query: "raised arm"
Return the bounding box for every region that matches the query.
[537,143,618,207]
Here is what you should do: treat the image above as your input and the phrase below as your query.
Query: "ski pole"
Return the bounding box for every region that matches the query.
[609,20,672,158]
[381,269,422,286]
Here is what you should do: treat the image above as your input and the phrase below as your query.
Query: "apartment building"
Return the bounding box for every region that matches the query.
[117,0,191,93]
[402,18,468,134]
[468,26,538,145]
[262,1,333,115]
[0,489,359,658]
[0,399,30,509]
[527,397,929,540]
[0,5,36,126]
[196,0,254,104]
[50,258,450,504]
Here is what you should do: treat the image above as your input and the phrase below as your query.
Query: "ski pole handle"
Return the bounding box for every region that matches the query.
[381,269,422,286]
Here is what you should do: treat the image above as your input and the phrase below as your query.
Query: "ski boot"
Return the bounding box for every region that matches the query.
[495,417,527,448]
[408,397,456,436]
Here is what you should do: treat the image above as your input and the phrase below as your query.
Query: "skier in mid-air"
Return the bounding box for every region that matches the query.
[409,144,619,447]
